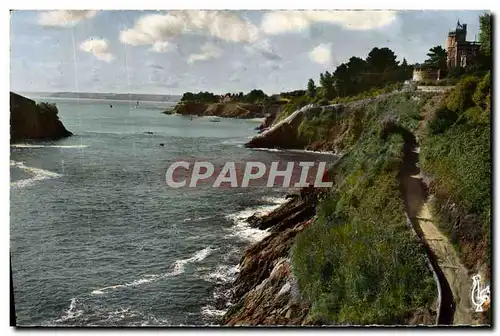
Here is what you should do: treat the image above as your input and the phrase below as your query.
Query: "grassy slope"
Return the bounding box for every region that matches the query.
[419,73,491,276]
[291,92,437,324]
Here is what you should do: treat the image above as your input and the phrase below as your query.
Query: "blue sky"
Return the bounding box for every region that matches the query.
[10,10,484,95]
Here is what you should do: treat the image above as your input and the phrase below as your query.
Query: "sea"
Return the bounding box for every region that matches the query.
[10,96,335,326]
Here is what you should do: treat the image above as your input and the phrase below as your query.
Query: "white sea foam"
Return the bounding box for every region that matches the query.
[54,298,84,323]
[287,148,337,155]
[11,144,88,148]
[201,305,227,317]
[91,246,213,295]
[225,209,271,242]
[203,264,239,284]
[182,216,212,222]
[251,147,336,155]
[250,147,283,153]
[261,195,288,206]
[52,302,171,326]
[225,197,287,242]
[10,160,61,189]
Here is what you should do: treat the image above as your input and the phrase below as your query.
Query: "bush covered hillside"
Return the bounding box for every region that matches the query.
[288,72,491,325]
[291,92,438,325]
[420,72,491,275]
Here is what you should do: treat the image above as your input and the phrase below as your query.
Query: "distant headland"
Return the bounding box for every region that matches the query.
[19,91,181,103]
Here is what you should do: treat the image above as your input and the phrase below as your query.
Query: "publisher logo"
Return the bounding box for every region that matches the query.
[471,274,490,313]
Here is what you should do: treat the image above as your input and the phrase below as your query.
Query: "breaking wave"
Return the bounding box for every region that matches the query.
[11,144,88,149]
[91,247,213,295]
[202,264,239,285]
[54,298,84,323]
[10,160,61,189]
[225,196,287,242]
[200,305,227,318]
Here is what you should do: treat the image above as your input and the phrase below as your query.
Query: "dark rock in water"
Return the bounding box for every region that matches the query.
[10,92,72,142]
[246,214,258,224]
[248,190,319,232]
[159,143,165,147]
[222,187,328,326]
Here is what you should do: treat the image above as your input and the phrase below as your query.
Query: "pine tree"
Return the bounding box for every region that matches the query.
[307,79,317,98]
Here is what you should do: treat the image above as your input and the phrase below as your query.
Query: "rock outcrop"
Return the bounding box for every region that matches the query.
[170,101,285,119]
[222,189,326,326]
[10,92,72,141]
[246,93,400,152]
[245,104,316,149]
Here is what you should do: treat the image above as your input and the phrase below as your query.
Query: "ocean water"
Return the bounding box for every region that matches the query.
[10,97,335,326]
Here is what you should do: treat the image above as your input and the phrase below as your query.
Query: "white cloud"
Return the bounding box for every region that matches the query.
[244,39,281,61]
[309,43,332,65]
[80,38,114,62]
[261,10,396,34]
[151,41,173,53]
[120,11,260,47]
[187,43,223,64]
[38,10,97,27]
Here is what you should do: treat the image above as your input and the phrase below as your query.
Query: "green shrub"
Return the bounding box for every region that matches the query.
[464,106,489,124]
[445,76,480,113]
[277,95,310,121]
[37,102,59,115]
[473,71,491,111]
[427,106,458,135]
[421,123,490,215]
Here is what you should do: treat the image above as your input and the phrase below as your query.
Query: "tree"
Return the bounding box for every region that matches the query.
[398,58,413,81]
[319,71,335,100]
[244,89,268,103]
[366,47,399,72]
[479,13,492,57]
[424,46,447,69]
[333,64,350,97]
[307,79,317,98]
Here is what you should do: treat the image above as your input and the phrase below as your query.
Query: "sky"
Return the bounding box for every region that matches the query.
[10,10,485,95]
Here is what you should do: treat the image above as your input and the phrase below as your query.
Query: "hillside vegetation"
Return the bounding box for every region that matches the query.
[420,72,491,275]
[291,92,437,324]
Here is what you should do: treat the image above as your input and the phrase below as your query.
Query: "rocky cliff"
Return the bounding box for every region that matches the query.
[169,101,285,119]
[245,104,315,149]
[246,94,398,152]
[10,92,72,141]
[222,190,324,326]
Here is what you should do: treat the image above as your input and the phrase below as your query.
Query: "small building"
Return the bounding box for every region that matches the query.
[446,20,481,69]
[412,65,442,82]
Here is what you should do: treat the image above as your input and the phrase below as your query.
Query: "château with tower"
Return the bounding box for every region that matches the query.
[446,20,481,69]
[412,20,481,82]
